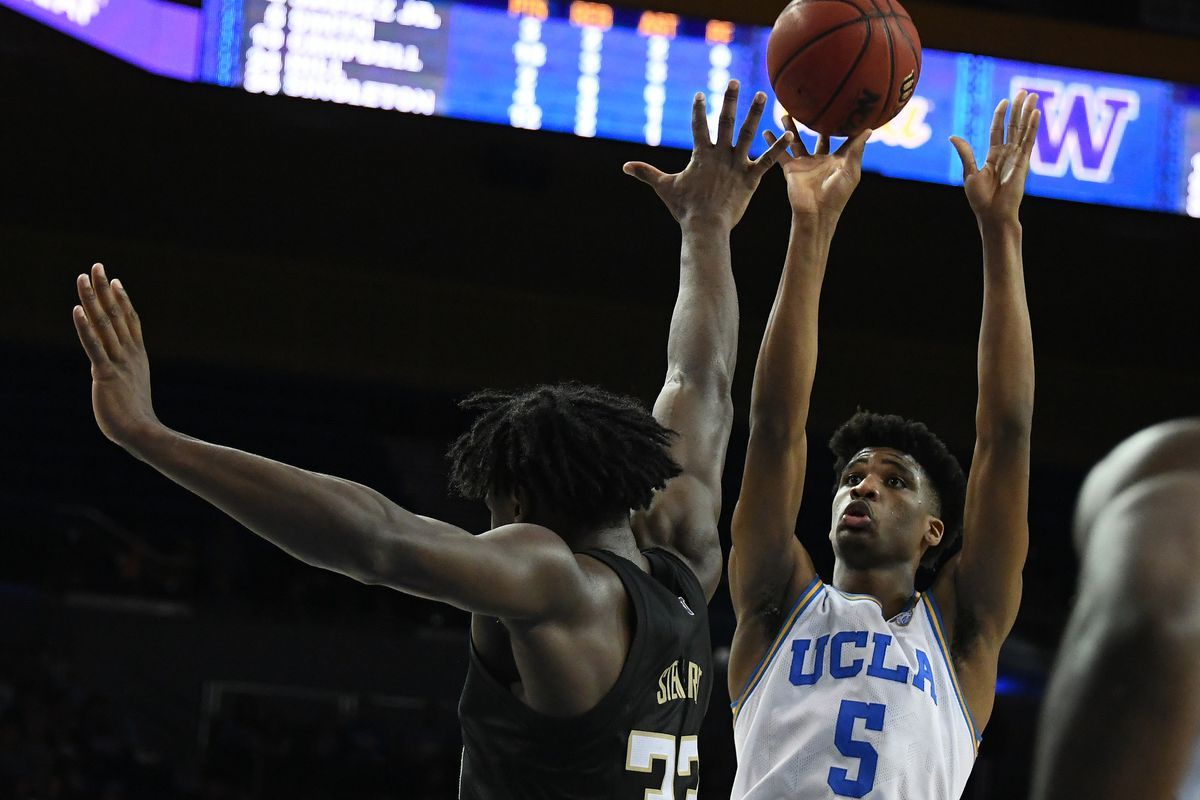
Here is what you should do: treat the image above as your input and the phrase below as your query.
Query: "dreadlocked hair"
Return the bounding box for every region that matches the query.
[829,410,967,576]
[447,383,682,527]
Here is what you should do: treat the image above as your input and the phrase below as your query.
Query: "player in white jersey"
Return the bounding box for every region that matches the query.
[1031,419,1200,799]
[727,91,1041,799]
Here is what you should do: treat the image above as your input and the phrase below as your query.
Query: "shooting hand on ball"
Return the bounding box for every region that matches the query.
[623,80,794,230]
[950,90,1041,226]
[764,116,871,222]
[73,264,163,454]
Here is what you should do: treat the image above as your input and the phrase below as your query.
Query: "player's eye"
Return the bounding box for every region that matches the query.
[887,476,907,489]
[845,474,862,486]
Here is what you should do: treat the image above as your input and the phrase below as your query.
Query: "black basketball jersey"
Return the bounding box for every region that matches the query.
[457,547,712,800]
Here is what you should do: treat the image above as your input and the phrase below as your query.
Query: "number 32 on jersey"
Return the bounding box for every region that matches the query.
[625,731,699,799]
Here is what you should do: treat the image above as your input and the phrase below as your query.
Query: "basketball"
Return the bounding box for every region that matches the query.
[767,0,922,137]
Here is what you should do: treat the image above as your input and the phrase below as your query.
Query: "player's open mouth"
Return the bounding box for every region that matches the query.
[840,499,873,529]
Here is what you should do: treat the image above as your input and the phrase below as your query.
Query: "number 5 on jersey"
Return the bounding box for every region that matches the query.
[829,699,887,798]
[626,731,699,799]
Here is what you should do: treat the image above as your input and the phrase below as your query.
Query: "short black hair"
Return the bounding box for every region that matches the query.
[829,410,967,573]
[447,383,681,528]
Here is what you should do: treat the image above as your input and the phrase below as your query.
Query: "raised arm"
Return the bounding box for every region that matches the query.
[934,92,1040,722]
[625,81,792,601]
[1031,420,1200,799]
[72,264,589,621]
[726,122,869,692]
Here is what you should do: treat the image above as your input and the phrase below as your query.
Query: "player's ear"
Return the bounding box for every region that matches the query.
[513,486,535,523]
[924,516,945,549]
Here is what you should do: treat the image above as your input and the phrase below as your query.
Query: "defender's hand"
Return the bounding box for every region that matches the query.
[764,117,871,222]
[623,81,794,230]
[950,91,1041,226]
[73,264,161,449]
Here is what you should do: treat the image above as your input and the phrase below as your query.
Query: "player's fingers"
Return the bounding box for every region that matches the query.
[690,92,711,150]
[73,305,111,368]
[815,133,831,156]
[989,98,1009,148]
[782,116,810,156]
[623,161,668,187]
[90,263,132,346]
[1021,108,1041,158]
[716,80,740,147]
[77,270,119,357]
[1007,90,1027,144]
[110,279,144,349]
[949,136,978,179]
[735,92,768,156]
[752,131,795,176]
[835,128,872,163]
[1019,93,1039,145]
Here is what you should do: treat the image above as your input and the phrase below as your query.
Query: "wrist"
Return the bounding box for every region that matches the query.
[118,419,173,462]
[678,211,734,233]
[977,216,1022,239]
[791,210,841,239]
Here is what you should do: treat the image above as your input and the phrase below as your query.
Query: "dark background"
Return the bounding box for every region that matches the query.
[1,0,1198,797]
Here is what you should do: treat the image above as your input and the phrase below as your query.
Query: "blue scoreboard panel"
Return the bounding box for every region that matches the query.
[5,0,1200,216]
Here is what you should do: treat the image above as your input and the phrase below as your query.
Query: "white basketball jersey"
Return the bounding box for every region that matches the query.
[731,578,979,800]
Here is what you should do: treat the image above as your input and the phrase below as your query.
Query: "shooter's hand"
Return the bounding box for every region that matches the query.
[623,80,794,230]
[73,264,162,451]
[764,118,871,222]
[950,90,1041,226]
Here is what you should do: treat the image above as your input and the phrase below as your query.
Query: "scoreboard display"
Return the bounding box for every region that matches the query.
[7,0,1200,217]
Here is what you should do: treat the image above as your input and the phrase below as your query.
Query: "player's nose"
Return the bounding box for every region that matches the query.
[850,475,880,498]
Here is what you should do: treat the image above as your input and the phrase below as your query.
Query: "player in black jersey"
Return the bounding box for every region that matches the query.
[70,81,792,799]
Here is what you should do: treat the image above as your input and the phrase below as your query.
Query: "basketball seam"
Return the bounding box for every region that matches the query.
[793,0,912,21]
[871,0,897,128]
[769,17,870,87]
[887,0,922,71]
[810,14,873,133]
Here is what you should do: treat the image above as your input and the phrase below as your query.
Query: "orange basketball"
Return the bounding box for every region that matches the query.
[767,0,922,137]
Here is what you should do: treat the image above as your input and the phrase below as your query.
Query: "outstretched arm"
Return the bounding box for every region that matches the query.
[626,81,792,601]
[72,264,589,621]
[934,92,1040,724]
[1031,420,1200,799]
[726,122,869,696]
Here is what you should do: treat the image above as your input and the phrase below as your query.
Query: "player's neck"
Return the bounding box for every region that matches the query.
[568,522,641,561]
[831,562,918,619]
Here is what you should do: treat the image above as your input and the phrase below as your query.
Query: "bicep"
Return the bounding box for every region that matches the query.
[954,437,1031,641]
[728,431,817,619]
[633,375,731,597]
[371,517,586,620]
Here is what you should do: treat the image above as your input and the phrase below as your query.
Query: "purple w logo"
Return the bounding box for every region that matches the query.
[1010,77,1140,184]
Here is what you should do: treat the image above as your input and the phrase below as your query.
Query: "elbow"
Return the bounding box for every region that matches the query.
[664,364,733,397]
[975,414,1033,450]
[746,414,806,450]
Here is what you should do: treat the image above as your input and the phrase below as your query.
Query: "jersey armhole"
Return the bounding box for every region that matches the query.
[730,576,824,723]
[921,593,982,753]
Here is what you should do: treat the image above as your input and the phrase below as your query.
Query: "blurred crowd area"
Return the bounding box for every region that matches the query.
[0,648,464,799]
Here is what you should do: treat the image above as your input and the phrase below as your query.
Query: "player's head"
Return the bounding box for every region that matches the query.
[448,383,681,533]
[828,411,966,578]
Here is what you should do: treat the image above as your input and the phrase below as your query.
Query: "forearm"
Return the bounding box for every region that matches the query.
[664,217,738,384]
[748,214,837,436]
[976,220,1034,441]
[124,425,405,581]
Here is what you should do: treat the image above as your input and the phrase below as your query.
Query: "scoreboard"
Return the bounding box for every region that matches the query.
[7,0,1200,217]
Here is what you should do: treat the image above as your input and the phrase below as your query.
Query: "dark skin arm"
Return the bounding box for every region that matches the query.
[1031,420,1200,799]
[932,91,1040,729]
[626,81,794,602]
[726,121,870,698]
[71,264,593,623]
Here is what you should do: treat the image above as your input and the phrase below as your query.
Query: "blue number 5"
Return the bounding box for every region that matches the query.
[827,699,886,798]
